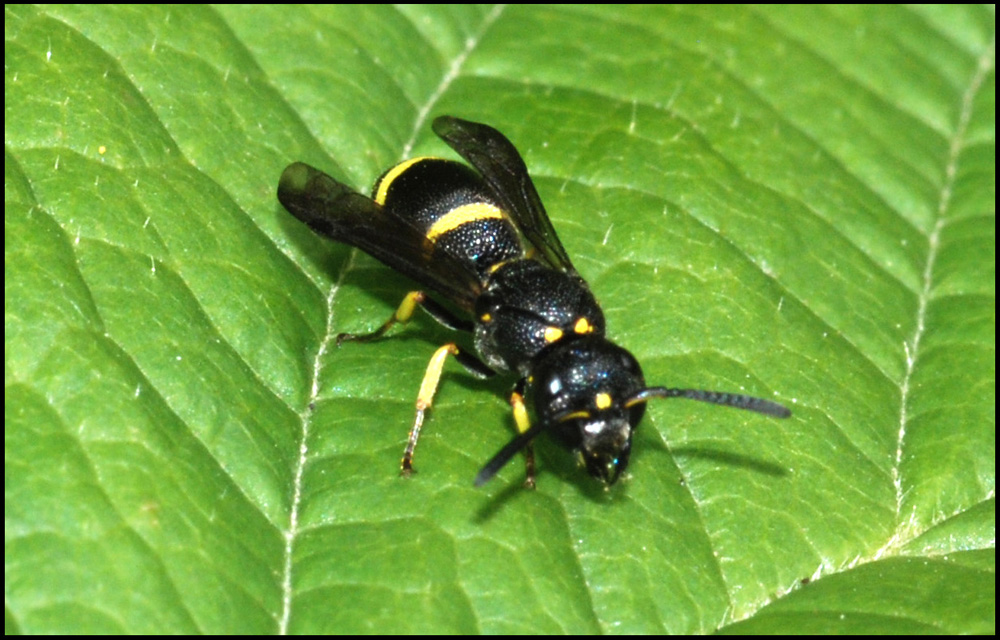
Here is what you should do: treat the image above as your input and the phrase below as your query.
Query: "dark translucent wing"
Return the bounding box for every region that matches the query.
[278,162,482,309]
[432,116,576,273]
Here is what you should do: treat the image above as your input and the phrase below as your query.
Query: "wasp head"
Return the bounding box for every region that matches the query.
[531,336,647,485]
[473,335,791,488]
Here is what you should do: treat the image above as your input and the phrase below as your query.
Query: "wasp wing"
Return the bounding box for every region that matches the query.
[432,116,576,274]
[278,162,482,310]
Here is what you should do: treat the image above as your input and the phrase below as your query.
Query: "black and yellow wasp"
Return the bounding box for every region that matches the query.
[278,116,790,488]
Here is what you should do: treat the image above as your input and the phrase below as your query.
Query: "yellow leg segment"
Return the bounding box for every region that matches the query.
[401,343,460,475]
[509,390,537,489]
[337,291,425,346]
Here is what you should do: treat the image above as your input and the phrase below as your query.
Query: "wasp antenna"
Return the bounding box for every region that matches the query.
[628,387,791,418]
[474,422,548,487]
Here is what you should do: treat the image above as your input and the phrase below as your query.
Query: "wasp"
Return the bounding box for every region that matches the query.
[278,116,790,488]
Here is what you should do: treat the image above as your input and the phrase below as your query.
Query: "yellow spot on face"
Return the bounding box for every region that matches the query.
[374,157,433,205]
[574,317,593,334]
[426,202,505,242]
[595,392,612,410]
[480,312,492,323]
[544,326,564,343]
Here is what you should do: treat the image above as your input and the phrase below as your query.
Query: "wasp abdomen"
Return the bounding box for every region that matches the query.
[374,158,523,277]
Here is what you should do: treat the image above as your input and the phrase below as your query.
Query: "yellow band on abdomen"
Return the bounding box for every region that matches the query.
[426,202,505,242]
[374,157,432,205]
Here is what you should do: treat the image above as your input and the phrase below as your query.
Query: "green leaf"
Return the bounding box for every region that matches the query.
[6,5,994,634]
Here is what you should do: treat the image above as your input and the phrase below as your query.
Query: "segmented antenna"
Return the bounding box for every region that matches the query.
[626,387,791,418]
[474,422,547,487]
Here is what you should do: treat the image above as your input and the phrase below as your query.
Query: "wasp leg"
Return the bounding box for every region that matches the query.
[509,379,537,489]
[337,291,473,345]
[402,342,496,476]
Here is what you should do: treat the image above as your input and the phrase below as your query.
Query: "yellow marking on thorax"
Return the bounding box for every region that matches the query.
[544,326,564,343]
[595,392,612,410]
[426,202,505,242]
[488,260,513,274]
[374,157,433,205]
[574,317,594,334]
